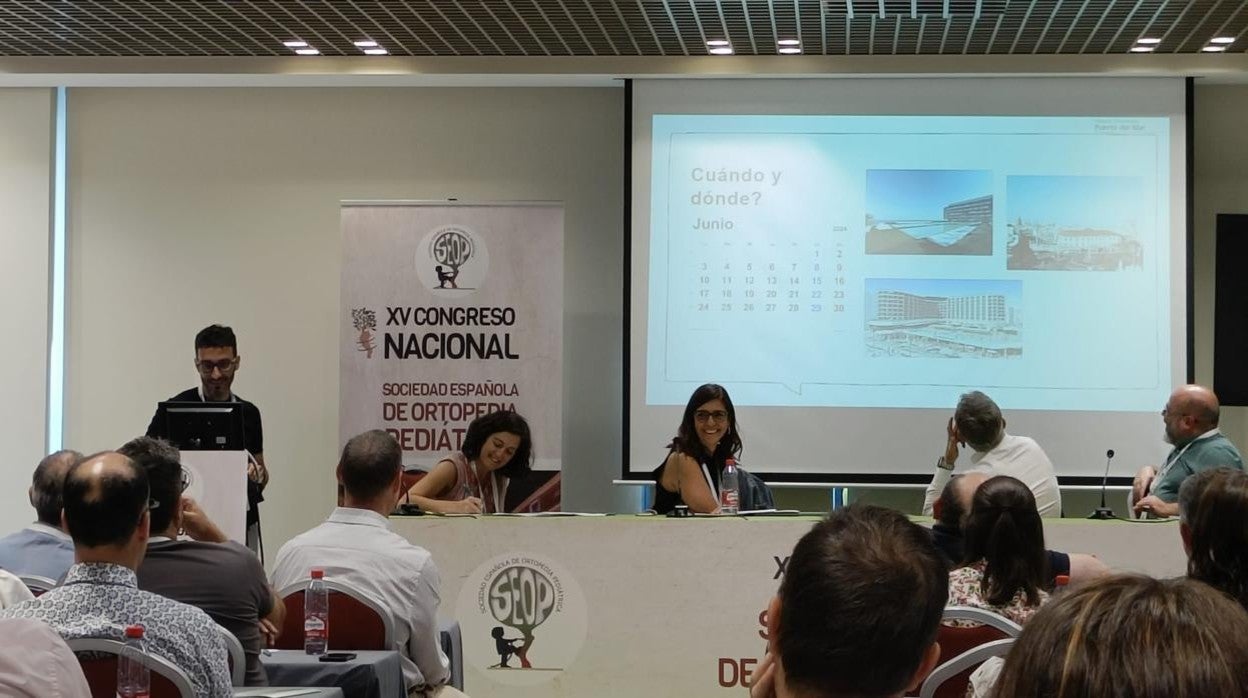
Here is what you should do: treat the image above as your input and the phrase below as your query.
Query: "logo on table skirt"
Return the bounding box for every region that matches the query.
[415,225,490,297]
[350,307,378,357]
[456,553,587,686]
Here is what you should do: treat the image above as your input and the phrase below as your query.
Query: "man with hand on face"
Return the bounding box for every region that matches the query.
[147,324,268,549]
[1132,384,1244,518]
[924,391,1061,518]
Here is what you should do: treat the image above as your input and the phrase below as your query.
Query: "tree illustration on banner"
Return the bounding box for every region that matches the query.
[351,308,377,358]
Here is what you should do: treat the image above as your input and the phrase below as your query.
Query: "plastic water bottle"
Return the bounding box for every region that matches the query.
[304,568,329,655]
[117,624,150,698]
[720,458,740,515]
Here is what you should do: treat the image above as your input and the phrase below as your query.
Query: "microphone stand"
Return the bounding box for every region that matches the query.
[1088,449,1116,520]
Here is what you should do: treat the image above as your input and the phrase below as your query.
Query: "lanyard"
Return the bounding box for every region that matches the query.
[466,463,505,513]
[1152,429,1219,493]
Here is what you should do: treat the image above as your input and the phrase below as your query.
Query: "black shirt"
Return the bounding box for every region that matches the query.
[146,387,263,455]
[651,451,724,514]
[146,388,265,524]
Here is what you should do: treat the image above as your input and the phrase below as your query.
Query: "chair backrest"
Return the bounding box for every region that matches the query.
[438,618,464,691]
[215,624,245,686]
[919,638,1014,698]
[738,468,775,511]
[66,637,195,698]
[19,575,57,596]
[916,607,1022,698]
[276,578,396,651]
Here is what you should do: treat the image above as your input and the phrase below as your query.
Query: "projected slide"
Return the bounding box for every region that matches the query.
[647,115,1170,411]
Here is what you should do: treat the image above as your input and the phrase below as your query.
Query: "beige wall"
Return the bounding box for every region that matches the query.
[0,88,53,535]
[62,87,633,558]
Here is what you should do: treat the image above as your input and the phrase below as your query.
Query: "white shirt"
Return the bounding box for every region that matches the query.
[0,569,34,609]
[271,507,450,691]
[0,618,92,698]
[924,433,1063,518]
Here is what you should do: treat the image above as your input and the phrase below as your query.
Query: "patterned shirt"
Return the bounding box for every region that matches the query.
[946,560,1049,627]
[0,563,232,698]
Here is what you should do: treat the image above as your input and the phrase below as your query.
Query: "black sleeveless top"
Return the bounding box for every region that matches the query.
[651,451,724,514]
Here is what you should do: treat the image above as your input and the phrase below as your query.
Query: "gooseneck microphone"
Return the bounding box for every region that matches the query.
[1089,449,1116,520]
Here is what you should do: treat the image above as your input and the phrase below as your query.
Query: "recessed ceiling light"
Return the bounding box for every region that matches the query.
[778,47,803,54]
[283,40,308,48]
[363,48,388,55]
[354,40,378,48]
[709,46,734,55]
[777,39,801,46]
[294,48,320,55]
[1210,37,1235,44]
[1202,45,1228,52]
[1135,37,1161,44]
[706,39,730,47]
[1129,46,1155,52]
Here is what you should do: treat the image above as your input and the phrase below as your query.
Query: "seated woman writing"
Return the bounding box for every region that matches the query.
[946,475,1052,626]
[652,383,742,514]
[405,410,533,514]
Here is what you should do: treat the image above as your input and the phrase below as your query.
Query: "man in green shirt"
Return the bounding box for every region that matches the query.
[1133,384,1244,518]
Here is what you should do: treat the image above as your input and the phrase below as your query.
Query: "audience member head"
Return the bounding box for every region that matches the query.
[935,472,989,530]
[1162,384,1220,446]
[118,436,183,536]
[337,430,403,513]
[954,391,1005,452]
[62,452,151,569]
[1179,466,1248,610]
[669,383,742,463]
[989,575,1248,698]
[963,475,1049,606]
[194,323,240,401]
[29,449,81,528]
[461,410,534,479]
[766,504,949,698]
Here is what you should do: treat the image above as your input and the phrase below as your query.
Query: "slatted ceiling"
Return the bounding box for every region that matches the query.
[0,0,1242,57]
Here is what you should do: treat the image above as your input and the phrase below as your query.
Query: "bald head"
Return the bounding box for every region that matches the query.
[1164,385,1221,446]
[936,472,989,529]
[30,449,82,526]
[63,452,150,550]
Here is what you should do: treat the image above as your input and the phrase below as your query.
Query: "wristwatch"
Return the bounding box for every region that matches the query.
[936,456,955,471]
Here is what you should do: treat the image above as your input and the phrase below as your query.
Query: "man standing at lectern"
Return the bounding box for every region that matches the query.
[146,324,268,549]
[1132,384,1244,518]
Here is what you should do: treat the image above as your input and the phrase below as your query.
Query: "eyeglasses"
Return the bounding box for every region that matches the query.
[1161,408,1186,418]
[196,358,238,375]
[694,410,729,424]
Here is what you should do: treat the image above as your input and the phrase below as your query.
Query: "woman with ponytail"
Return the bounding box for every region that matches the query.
[946,475,1052,626]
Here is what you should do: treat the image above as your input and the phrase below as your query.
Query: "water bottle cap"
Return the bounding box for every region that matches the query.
[725,458,735,466]
[124,625,144,638]
[310,569,325,579]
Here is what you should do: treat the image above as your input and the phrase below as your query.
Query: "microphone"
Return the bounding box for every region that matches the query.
[1088,449,1115,520]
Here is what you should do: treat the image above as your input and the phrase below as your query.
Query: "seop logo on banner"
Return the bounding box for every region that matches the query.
[456,553,587,687]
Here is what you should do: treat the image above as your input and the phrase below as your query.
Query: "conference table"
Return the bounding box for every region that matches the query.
[260,649,403,698]
[393,513,1186,698]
